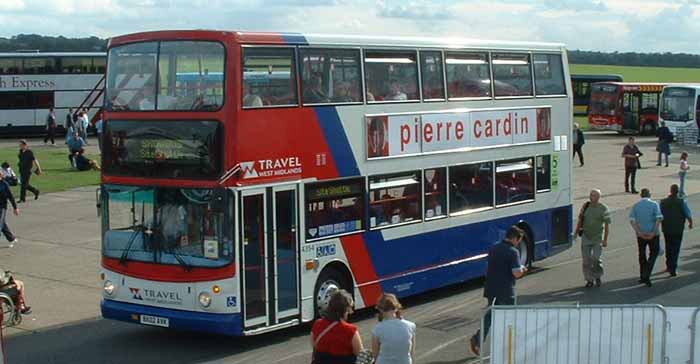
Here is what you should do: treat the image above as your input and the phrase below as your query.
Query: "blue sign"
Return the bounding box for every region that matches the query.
[226,296,237,307]
[316,244,336,258]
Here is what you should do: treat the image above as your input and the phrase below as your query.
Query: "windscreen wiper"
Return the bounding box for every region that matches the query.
[119,201,152,265]
[166,245,192,272]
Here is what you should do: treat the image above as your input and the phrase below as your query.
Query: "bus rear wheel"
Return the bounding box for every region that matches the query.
[314,268,351,318]
[518,231,534,269]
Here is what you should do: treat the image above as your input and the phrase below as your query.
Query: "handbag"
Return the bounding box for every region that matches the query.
[355,349,374,364]
[311,321,339,364]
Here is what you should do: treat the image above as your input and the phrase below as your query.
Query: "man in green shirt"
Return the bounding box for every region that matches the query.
[576,189,611,288]
[660,184,693,277]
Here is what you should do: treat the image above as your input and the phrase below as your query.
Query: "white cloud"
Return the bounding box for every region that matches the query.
[0,0,698,53]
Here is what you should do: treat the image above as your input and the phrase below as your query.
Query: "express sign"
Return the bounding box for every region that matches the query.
[366,107,551,158]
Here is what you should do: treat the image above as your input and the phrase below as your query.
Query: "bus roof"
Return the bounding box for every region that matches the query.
[663,84,700,89]
[571,74,623,81]
[0,52,106,58]
[108,30,566,52]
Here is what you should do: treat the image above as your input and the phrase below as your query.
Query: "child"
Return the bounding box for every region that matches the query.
[679,151,690,197]
[1,162,18,186]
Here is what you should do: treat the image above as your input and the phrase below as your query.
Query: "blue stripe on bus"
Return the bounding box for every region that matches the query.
[281,33,308,45]
[362,205,572,298]
[101,299,243,336]
[314,107,360,177]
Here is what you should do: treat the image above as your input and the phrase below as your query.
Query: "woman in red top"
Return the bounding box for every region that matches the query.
[311,289,364,364]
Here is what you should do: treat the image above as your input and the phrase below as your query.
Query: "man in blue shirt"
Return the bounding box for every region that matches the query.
[67,131,87,168]
[629,188,663,287]
[470,226,527,356]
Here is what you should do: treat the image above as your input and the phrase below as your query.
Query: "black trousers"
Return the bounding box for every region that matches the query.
[625,166,637,192]
[19,172,38,202]
[44,126,56,144]
[573,144,584,165]
[637,235,660,281]
[663,232,683,274]
[0,207,15,242]
[474,295,515,344]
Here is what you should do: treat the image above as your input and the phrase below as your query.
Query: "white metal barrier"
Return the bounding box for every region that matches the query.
[482,304,668,364]
[692,307,700,364]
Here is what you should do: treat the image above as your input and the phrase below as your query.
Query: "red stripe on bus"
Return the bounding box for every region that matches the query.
[339,235,382,306]
[102,257,236,282]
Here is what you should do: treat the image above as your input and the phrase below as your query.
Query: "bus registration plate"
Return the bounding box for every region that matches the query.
[140,314,169,328]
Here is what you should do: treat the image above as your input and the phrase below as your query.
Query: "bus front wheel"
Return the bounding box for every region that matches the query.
[314,267,351,318]
[517,229,534,269]
[641,122,656,136]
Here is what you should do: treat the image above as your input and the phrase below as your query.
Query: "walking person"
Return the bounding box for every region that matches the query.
[656,121,674,167]
[679,152,689,197]
[629,188,663,287]
[95,112,103,152]
[0,173,19,249]
[575,189,611,288]
[80,111,89,143]
[660,184,692,277]
[311,289,366,364]
[622,136,642,193]
[17,140,41,203]
[371,294,416,364]
[44,107,57,145]
[469,226,527,356]
[572,122,585,166]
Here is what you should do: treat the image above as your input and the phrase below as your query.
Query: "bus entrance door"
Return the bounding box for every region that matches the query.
[240,185,300,330]
[623,92,640,132]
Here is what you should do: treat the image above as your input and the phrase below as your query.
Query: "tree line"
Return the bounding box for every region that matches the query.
[2,34,700,69]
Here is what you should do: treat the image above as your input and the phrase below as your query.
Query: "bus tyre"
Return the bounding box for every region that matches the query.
[314,268,350,318]
[518,232,534,270]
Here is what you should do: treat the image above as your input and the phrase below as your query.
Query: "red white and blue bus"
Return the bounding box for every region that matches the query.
[99,31,574,336]
[0,52,105,134]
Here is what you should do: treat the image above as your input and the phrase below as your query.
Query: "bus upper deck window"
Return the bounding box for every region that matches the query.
[242,47,298,108]
[492,53,533,97]
[533,54,566,96]
[364,50,419,103]
[445,52,490,99]
[300,48,362,105]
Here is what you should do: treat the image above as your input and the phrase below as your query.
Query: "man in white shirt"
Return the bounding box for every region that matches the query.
[385,80,407,101]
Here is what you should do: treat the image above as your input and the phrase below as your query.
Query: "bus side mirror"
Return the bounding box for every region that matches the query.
[210,188,226,213]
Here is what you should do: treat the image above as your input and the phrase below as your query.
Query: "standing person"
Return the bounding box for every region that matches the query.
[0,173,19,248]
[311,289,365,364]
[371,294,416,364]
[17,140,41,203]
[572,122,585,167]
[629,188,663,287]
[575,189,611,288]
[44,107,57,145]
[656,121,674,167]
[80,111,90,143]
[65,108,74,144]
[469,226,527,356]
[660,184,693,277]
[95,112,104,152]
[622,137,642,193]
[679,151,689,197]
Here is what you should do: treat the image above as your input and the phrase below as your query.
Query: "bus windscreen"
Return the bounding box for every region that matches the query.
[589,84,619,116]
[661,88,695,121]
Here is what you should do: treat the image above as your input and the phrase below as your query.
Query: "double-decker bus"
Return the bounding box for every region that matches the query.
[99,30,574,336]
[571,74,623,116]
[0,52,106,134]
[588,82,665,134]
[659,84,700,135]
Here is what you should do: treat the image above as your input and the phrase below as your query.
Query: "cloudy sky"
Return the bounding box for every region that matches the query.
[0,0,698,53]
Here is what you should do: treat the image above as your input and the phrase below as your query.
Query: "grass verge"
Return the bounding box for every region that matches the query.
[0,145,100,196]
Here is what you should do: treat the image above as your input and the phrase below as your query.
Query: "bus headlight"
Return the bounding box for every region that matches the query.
[103,280,116,296]
[198,292,212,308]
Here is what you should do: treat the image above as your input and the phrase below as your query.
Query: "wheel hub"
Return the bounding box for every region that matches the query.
[316,280,340,313]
